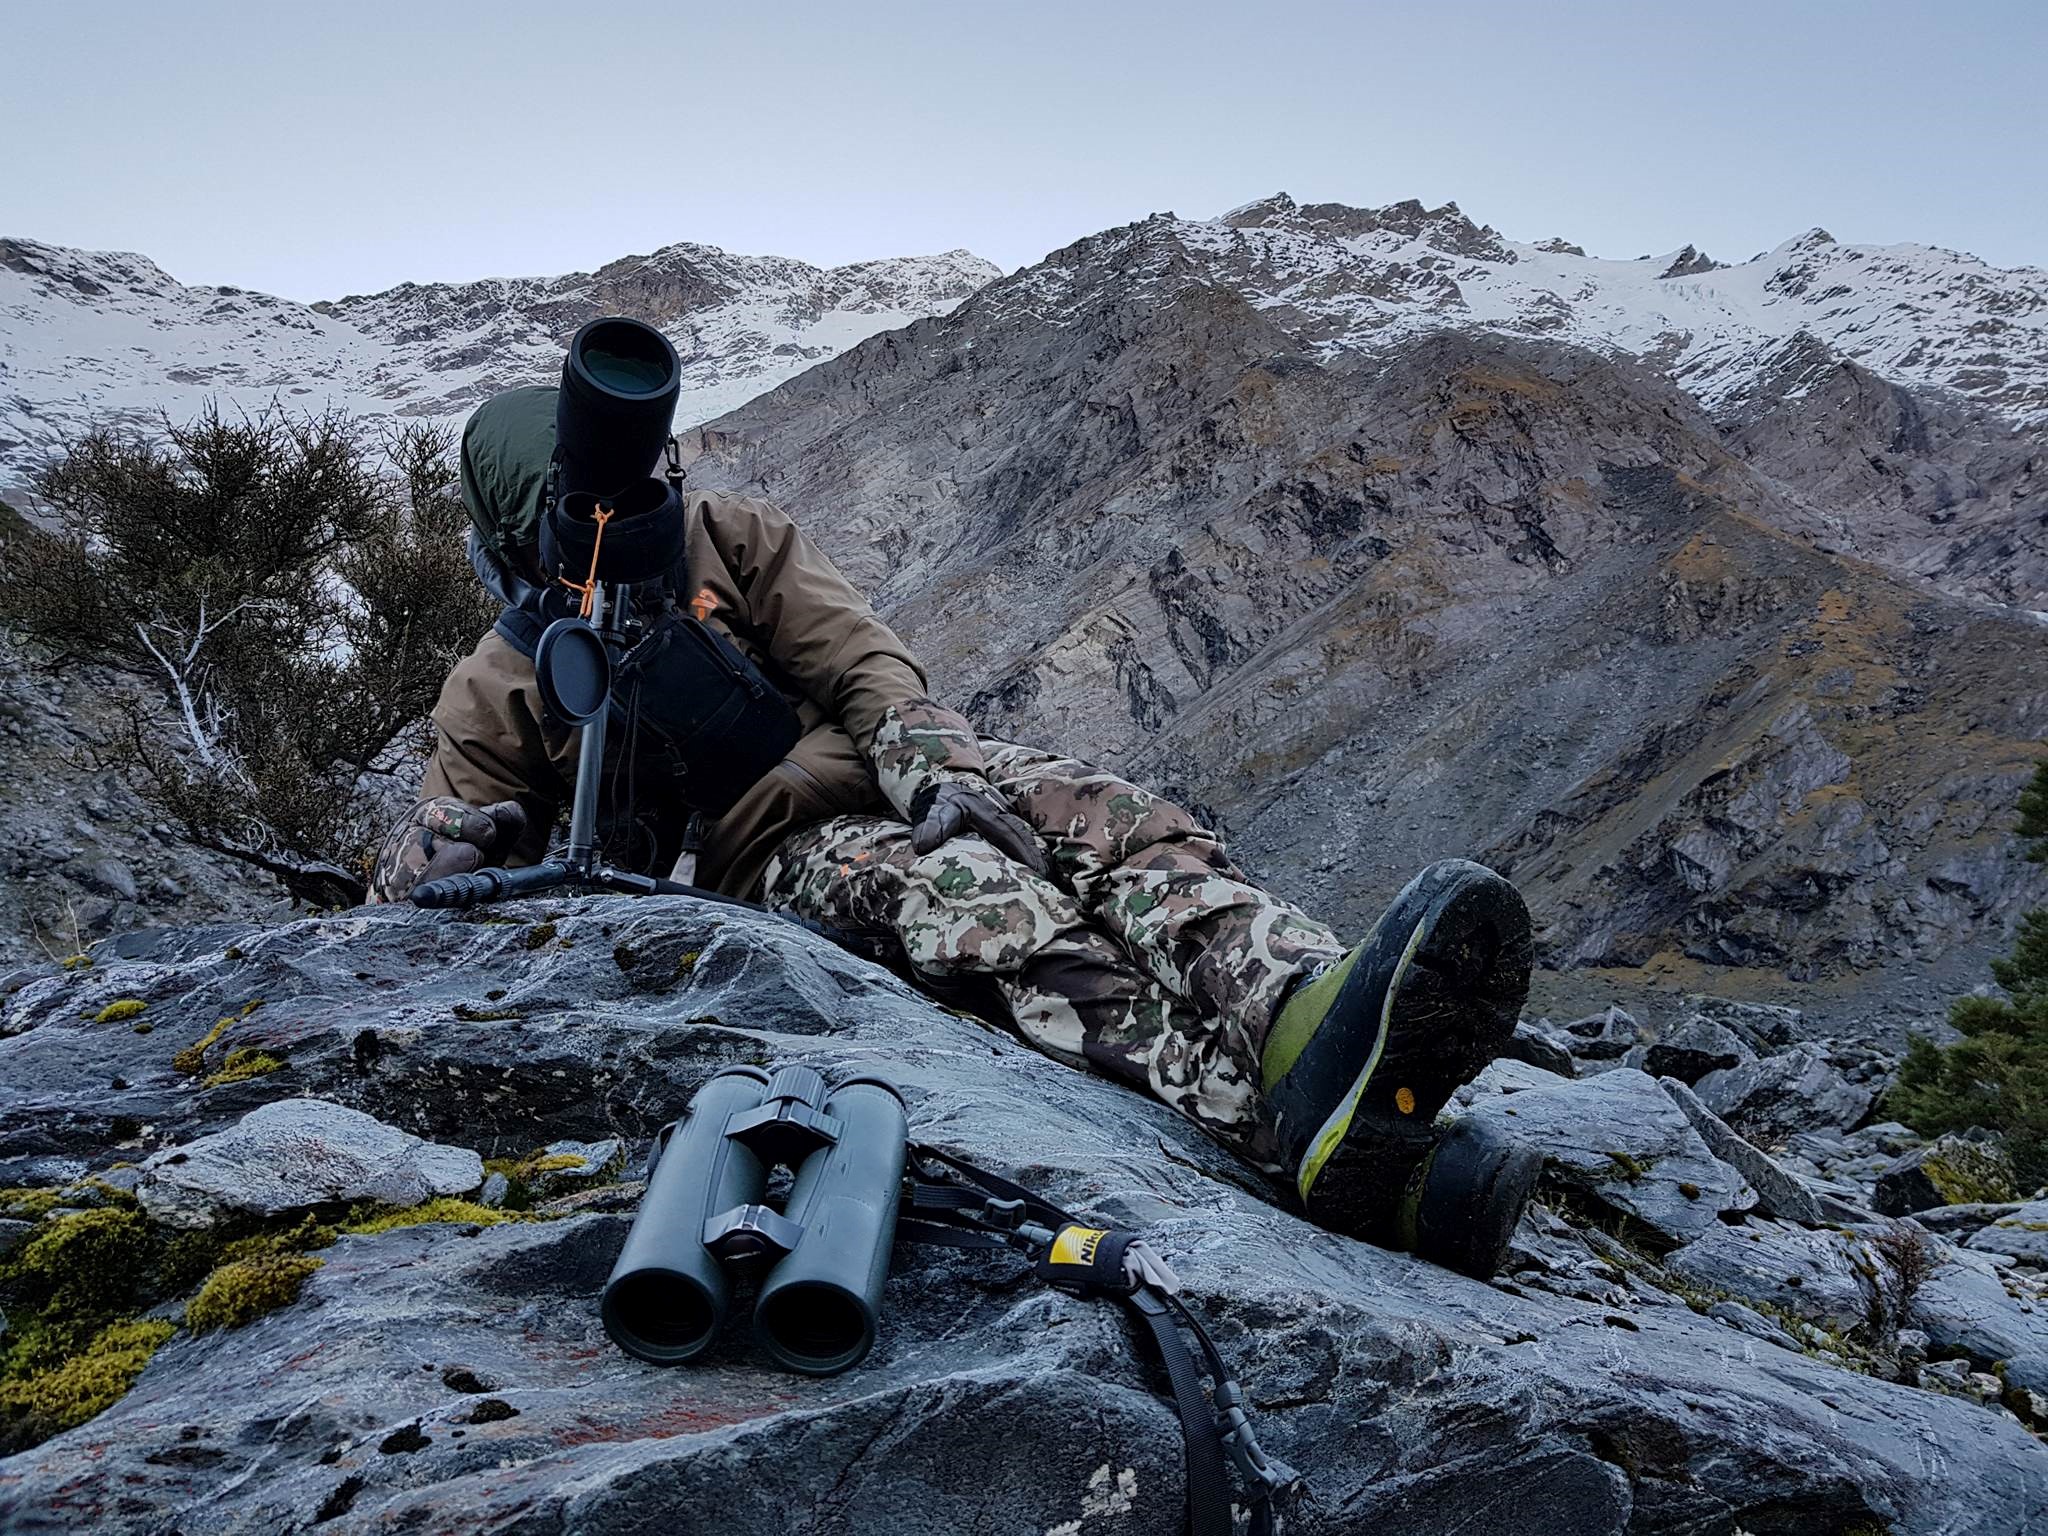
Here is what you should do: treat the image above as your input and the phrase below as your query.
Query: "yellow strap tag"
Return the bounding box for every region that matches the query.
[1049,1226,1108,1267]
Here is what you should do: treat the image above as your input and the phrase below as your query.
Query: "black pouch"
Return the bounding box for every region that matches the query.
[617,612,802,816]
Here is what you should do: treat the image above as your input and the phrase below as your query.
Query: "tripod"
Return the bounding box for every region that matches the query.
[408,580,832,939]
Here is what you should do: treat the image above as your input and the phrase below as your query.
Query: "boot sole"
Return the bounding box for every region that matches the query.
[1289,860,1532,1228]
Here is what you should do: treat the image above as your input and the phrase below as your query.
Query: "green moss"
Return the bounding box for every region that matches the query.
[223,945,244,961]
[202,1048,285,1087]
[340,1198,521,1235]
[172,1016,235,1076]
[675,949,700,979]
[92,999,146,1024]
[1678,1181,1703,1200]
[0,1188,62,1221]
[0,1178,133,1224]
[523,922,559,949]
[66,1177,139,1211]
[131,1022,154,1035]
[184,1253,323,1332]
[2,1206,158,1373]
[1603,1150,1652,1183]
[483,1142,623,1211]
[60,955,92,972]
[0,1319,174,1446]
[1919,1142,2018,1207]
[0,1196,340,1453]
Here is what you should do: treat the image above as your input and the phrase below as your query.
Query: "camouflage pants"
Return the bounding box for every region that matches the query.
[761,742,1343,1146]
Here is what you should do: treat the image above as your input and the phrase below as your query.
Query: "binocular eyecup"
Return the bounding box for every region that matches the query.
[601,1064,907,1376]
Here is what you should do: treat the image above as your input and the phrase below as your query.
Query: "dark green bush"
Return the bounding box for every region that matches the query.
[1889,762,2048,1183]
[0,407,493,904]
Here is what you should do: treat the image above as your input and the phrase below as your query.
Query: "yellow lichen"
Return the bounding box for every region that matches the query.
[1920,1142,2017,1207]
[184,1252,324,1332]
[172,1016,235,1076]
[0,1318,173,1438]
[340,1198,520,1235]
[482,1143,622,1210]
[0,1187,61,1221]
[202,1048,285,1087]
[92,1000,146,1024]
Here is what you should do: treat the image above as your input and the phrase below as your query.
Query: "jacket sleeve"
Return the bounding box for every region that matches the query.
[419,632,567,866]
[702,493,987,819]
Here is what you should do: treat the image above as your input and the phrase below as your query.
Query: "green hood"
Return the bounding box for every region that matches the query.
[458,385,558,560]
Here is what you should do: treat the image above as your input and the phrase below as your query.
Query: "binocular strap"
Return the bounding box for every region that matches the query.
[897,1146,1297,1536]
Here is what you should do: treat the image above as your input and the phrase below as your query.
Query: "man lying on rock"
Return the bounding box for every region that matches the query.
[367,357,1541,1279]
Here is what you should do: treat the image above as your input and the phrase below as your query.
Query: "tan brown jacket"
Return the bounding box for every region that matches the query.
[423,489,983,899]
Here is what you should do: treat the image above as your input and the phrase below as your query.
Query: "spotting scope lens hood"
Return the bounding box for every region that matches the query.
[557,315,681,499]
[546,476,687,585]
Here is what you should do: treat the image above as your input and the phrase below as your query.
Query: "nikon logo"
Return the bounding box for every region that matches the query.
[1051,1226,1108,1267]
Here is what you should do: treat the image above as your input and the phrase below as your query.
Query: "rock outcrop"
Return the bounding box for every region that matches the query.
[2,897,2045,1533]
[0,631,292,968]
[134,1099,485,1228]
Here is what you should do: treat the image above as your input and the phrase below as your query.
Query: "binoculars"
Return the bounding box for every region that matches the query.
[602,1064,908,1376]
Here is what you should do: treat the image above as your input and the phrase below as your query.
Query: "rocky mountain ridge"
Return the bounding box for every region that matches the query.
[1202,195,2048,430]
[8,192,2045,497]
[0,234,997,494]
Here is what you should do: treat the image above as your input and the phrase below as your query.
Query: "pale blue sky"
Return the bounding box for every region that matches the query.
[4,0,2043,299]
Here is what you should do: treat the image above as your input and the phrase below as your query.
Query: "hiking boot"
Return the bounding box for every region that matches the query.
[1258,859,1536,1275]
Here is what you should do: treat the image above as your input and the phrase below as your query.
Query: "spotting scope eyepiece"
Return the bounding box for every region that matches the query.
[556,315,681,500]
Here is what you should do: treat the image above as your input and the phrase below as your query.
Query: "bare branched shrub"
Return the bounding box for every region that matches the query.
[1864,1222,1943,1347]
[0,405,494,905]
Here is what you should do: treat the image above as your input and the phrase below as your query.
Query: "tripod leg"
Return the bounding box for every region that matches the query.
[412,862,573,909]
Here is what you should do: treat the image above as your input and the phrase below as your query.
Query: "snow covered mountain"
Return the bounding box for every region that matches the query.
[0,237,998,493]
[4,193,2042,498]
[991,195,2048,430]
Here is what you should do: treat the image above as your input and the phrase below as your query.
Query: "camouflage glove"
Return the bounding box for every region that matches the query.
[367,797,529,905]
[908,781,1050,878]
[870,697,993,823]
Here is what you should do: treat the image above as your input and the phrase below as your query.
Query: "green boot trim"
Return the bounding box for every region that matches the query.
[1260,947,1359,1094]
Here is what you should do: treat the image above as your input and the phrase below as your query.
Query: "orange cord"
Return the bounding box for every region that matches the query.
[557,503,615,618]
